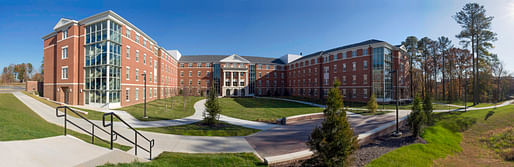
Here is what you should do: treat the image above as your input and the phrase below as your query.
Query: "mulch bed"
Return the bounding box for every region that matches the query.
[350,125,426,167]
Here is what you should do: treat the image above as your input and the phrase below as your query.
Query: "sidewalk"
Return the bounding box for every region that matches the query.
[12,92,256,160]
[0,136,146,167]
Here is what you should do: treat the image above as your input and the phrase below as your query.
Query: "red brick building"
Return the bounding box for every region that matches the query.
[42,11,409,108]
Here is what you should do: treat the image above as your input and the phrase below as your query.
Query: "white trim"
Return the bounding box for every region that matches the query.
[44,83,85,86]
[44,44,56,50]
[61,46,69,59]
[57,35,78,43]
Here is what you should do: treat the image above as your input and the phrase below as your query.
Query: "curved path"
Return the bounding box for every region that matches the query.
[12,91,513,164]
[73,99,278,130]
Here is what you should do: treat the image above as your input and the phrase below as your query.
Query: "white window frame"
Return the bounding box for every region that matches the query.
[126,66,130,80]
[125,88,130,101]
[61,66,68,80]
[62,29,68,39]
[61,46,68,59]
[126,46,130,59]
[135,88,139,100]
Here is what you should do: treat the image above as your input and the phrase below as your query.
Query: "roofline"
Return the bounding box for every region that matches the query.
[78,10,158,45]
[41,32,56,40]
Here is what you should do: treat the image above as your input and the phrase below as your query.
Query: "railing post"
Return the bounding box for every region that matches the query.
[64,108,67,136]
[91,124,95,144]
[135,132,137,156]
[110,114,113,150]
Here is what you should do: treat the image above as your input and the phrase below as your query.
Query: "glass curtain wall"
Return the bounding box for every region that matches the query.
[372,47,393,101]
[84,20,122,105]
[249,65,256,95]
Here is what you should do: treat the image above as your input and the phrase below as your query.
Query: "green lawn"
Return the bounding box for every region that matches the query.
[348,110,392,116]
[22,91,106,120]
[348,102,459,110]
[117,96,204,121]
[219,98,324,122]
[0,93,131,151]
[137,121,260,136]
[367,104,514,167]
[100,152,266,167]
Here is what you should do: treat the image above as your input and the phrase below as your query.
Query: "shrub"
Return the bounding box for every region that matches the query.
[304,81,358,166]
[367,93,378,113]
[423,95,433,125]
[203,86,220,126]
[408,96,426,137]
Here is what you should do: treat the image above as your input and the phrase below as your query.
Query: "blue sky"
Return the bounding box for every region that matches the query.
[1,0,513,73]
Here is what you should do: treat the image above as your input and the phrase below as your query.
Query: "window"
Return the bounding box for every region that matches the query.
[343,76,346,84]
[334,54,338,60]
[352,89,356,98]
[363,60,368,69]
[189,63,193,67]
[343,63,346,72]
[352,62,356,71]
[343,89,347,97]
[180,64,184,67]
[61,66,68,79]
[342,52,347,59]
[136,34,140,43]
[62,29,69,40]
[206,71,210,76]
[149,88,152,97]
[258,72,261,78]
[136,50,139,62]
[126,29,131,38]
[352,51,356,57]
[363,49,368,56]
[189,71,192,77]
[364,74,368,84]
[333,65,337,73]
[266,65,270,69]
[150,57,153,66]
[62,46,68,59]
[189,80,192,85]
[150,72,152,82]
[197,63,202,67]
[125,89,130,101]
[126,46,130,58]
[198,71,201,76]
[135,88,139,100]
[136,69,139,81]
[206,63,210,67]
[144,39,147,48]
[206,80,210,86]
[363,89,368,98]
[126,67,130,80]
[144,54,146,64]
[180,79,184,85]
[352,75,356,84]
[198,80,201,86]
[226,80,230,86]
[180,71,184,77]
[324,66,329,73]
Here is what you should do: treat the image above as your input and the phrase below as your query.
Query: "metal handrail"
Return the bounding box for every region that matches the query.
[102,112,155,160]
[55,106,117,145]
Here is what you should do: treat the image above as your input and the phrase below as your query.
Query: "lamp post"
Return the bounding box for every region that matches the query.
[142,73,147,118]
[464,80,468,112]
[390,70,401,136]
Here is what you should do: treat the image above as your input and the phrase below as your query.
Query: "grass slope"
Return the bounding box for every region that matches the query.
[22,91,106,120]
[117,96,204,121]
[100,152,266,167]
[0,93,131,151]
[219,98,324,122]
[137,121,260,136]
[367,104,514,167]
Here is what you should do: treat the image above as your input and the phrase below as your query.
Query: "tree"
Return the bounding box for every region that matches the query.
[403,36,418,99]
[437,36,452,101]
[408,96,426,138]
[422,95,433,125]
[367,93,378,113]
[454,2,497,105]
[203,85,221,126]
[418,37,432,98]
[305,81,358,166]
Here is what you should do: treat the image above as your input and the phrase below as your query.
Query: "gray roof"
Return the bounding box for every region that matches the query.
[291,39,385,63]
[179,55,285,64]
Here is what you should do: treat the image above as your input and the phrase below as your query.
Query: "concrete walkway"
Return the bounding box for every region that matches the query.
[72,99,278,130]
[0,136,146,167]
[12,92,256,160]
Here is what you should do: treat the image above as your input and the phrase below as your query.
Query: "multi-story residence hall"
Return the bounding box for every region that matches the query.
[43,10,410,108]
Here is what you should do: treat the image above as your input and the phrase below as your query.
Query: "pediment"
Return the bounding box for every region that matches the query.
[219,54,250,63]
[53,18,77,31]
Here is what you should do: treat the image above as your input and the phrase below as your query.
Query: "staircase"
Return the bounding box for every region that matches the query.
[55,106,155,165]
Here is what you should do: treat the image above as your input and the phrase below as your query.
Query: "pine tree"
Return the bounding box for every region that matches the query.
[367,93,378,113]
[408,96,426,138]
[305,81,358,167]
[422,95,433,125]
[203,86,220,126]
